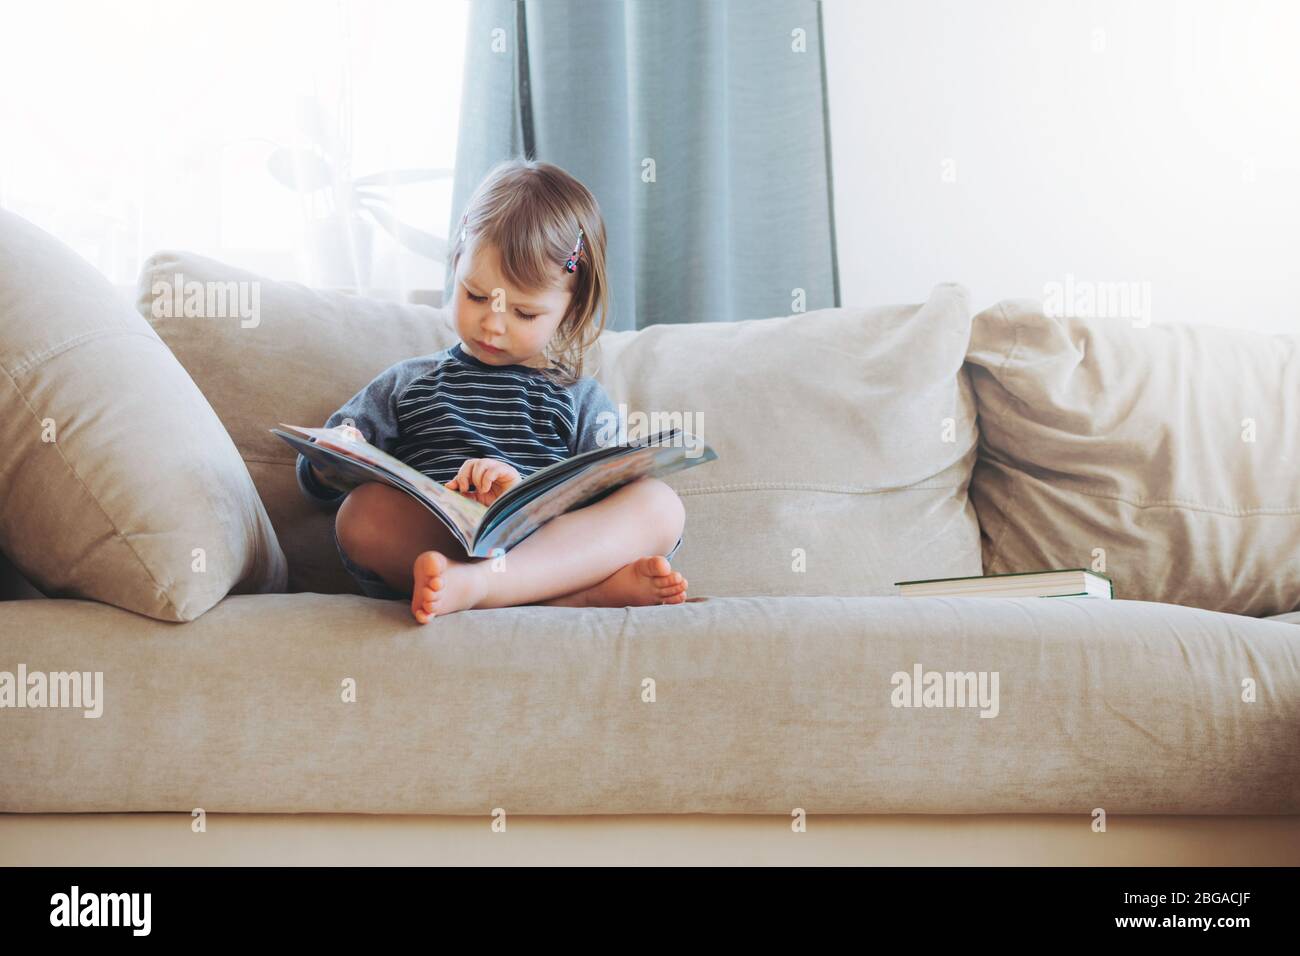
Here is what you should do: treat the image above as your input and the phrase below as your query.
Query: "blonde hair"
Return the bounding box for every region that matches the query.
[450,159,611,387]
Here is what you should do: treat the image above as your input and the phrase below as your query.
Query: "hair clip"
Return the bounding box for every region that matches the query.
[565,228,585,273]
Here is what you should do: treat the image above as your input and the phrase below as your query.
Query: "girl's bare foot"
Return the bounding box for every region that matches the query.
[544,556,688,609]
[411,551,488,623]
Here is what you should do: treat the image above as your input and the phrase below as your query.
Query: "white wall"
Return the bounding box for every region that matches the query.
[823,0,1300,331]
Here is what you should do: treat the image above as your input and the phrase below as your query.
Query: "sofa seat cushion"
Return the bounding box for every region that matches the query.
[966,299,1300,617]
[0,211,286,621]
[2,593,1296,814]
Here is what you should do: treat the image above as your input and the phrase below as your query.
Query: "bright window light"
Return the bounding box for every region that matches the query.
[0,0,469,298]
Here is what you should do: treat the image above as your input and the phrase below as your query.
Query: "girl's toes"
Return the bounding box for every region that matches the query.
[642,555,671,577]
[411,591,432,623]
[411,550,451,624]
[414,550,448,584]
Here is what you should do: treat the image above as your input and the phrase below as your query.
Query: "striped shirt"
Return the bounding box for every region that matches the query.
[297,342,618,506]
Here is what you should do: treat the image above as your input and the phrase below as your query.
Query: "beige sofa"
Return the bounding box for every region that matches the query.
[2,210,1298,865]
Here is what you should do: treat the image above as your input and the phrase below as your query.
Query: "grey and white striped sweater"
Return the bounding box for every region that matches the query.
[297,342,618,506]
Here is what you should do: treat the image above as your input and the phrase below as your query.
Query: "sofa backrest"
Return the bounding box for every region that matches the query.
[135,252,984,598]
[136,251,459,595]
[966,298,1300,617]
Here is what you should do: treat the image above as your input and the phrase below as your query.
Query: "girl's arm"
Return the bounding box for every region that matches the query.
[571,378,622,453]
[296,360,416,508]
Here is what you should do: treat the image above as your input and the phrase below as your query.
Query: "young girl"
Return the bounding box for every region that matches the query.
[296,159,688,623]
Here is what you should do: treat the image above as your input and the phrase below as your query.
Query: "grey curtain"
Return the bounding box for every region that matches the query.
[446,0,838,331]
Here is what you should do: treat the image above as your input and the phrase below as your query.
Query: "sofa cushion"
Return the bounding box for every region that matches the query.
[136,251,462,594]
[2,592,1297,813]
[592,284,983,596]
[0,211,286,621]
[136,254,982,597]
[965,298,1300,617]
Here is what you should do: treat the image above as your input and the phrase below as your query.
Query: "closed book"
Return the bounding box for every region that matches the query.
[894,568,1114,599]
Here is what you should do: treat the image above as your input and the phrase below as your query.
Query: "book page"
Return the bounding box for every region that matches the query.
[481,427,684,523]
[475,441,716,557]
[279,425,487,536]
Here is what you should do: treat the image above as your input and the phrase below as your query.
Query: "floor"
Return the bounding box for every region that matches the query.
[3,813,1298,866]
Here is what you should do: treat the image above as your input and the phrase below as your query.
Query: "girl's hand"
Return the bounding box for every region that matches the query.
[331,424,365,443]
[446,458,520,506]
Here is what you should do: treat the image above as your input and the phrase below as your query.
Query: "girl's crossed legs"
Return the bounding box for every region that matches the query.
[334,478,688,622]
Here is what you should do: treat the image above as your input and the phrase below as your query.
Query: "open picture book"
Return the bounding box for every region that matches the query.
[273,423,717,558]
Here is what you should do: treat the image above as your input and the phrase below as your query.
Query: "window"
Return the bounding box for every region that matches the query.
[0,0,468,301]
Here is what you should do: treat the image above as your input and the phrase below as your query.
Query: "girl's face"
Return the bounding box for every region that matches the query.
[452,242,572,368]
